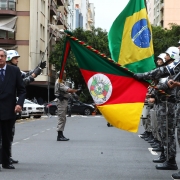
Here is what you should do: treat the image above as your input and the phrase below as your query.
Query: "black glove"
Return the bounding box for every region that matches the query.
[34,67,41,76]
[39,61,46,69]
[133,73,145,80]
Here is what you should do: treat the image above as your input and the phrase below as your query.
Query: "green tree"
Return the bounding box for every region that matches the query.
[49,27,110,102]
[152,24,180,59]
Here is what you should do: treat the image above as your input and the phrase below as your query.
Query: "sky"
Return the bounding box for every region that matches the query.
[89,0,129,32]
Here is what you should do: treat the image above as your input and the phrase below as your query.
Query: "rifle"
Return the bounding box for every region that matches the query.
[172,71,180,82]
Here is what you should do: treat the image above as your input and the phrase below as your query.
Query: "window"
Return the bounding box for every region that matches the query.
[8,31,14,39]
[41,0,45,14]
[9,1,15,10]
[0,30,6,39]
[0,0,7,10]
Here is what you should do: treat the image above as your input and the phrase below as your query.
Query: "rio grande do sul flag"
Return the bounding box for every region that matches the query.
[65,34,149,133]
[108,0,155,73]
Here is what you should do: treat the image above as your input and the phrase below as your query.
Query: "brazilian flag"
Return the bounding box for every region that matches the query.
[108,0,156,73]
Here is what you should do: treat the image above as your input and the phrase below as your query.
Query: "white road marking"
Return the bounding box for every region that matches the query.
[148,148,158,155]
[33,134,38,136]
[41,131,45,133]
[46,129,50,130]
[12,142,19,145]
[23,138,30,141]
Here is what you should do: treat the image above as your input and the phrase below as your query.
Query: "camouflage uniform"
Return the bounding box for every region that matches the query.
[154,76,176,159]
[175,87,180,147]
[54,79,70,132]
[141,97,152,133]
[135,67,178,160]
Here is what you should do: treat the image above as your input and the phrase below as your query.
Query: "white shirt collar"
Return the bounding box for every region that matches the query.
[0,64,7,70]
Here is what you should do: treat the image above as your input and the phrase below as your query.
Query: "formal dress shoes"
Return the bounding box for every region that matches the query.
[152,147,163,152]
[171,171,180,179]
[2,164,15,169]
[57,136,70,141]
[156,161,178,170]
[10,157,19,164]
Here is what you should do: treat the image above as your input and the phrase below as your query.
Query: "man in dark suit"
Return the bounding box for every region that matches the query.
[0,48,26,170]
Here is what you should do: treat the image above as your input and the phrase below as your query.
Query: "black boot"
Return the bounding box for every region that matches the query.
[151,142,160,148]
[144,132,153,141]
[141,131,150,139]
[57,131,69,141]
[153,152,166,163]
[156,157,178,170]
[140,131,147,136]
[152,146,164,152]
[172,171,180,179]
[148,139,155,143]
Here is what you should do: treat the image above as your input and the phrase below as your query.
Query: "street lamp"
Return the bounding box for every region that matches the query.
[46,25,64,116]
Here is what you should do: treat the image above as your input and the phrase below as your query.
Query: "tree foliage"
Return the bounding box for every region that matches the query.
[49,27,110,102]
[152,24,180,59]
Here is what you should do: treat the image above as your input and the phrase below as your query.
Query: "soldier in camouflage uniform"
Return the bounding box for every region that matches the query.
[171,41,180,180]
[140,88,153,140]
[147,54,166,151]
[134,47,180,170]
[55,70,79,141]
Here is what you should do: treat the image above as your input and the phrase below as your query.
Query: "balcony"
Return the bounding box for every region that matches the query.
[56,11,63,25]
[64,20,69,30]
[50,0,57,16]
[0,30,16,45]
[49,27,57,37]
[57,0,64,6]
[64,5,68,14]
[0,1,17,16]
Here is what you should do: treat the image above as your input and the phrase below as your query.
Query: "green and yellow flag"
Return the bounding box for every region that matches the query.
[108,0,155,73]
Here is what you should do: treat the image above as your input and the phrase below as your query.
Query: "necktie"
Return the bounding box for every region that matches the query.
[0,69,5,81]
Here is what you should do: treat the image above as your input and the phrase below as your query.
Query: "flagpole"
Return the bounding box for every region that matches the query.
[144,0,147,10]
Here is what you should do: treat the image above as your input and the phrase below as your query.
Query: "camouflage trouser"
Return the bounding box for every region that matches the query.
[57,99,68,132]
[157,101,176,159]
[175,103,180,147]
[150,104,161,141]
[141,104,152,132]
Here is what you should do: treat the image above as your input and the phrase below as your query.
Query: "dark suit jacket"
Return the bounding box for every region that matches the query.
[0,64,26,120]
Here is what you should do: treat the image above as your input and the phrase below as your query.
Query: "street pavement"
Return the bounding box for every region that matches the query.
[0,115,179,180]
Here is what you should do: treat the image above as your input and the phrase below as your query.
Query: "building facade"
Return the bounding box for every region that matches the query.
[73,0,95,30]
[0,0,95,102]
[146,0,180,28]
[0,0,71,102]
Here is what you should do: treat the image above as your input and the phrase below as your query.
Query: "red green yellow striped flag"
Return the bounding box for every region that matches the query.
[108,0,156,73]
[63,34,149,133]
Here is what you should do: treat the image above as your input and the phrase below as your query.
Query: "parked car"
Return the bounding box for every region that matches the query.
[44,98,95,116]
[21,99,44,118]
